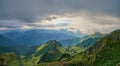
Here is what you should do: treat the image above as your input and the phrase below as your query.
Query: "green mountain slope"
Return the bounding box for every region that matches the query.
[24,45,38,56]
[64,29,120,66]
[65,33,104,56]
[0,52,22,66]
[59,33,104,47]
[66,46,85,56]
[76,32,104,48]
[59,38,81,47]
[33,40,70,63]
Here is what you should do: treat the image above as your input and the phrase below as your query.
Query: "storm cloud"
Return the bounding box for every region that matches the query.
[0,0,119,21]
[0,0,120,33]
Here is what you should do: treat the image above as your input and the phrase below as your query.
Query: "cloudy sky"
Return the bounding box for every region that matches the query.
[0,0,120,34]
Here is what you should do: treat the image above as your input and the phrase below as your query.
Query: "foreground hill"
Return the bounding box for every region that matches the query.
[64,29,120,66]
[33,40,70,63]
[0,52,22,66]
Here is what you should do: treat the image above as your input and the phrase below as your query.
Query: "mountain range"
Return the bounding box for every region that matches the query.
[0,29,85,46]
[63,29,120,66]
[0,29,119,66]
[0,35,27,55]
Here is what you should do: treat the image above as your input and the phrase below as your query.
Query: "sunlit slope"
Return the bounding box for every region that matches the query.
[64,29,120,66]
[34,40,70,63]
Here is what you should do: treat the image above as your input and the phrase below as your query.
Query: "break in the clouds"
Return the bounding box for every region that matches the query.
[0,0,120,34]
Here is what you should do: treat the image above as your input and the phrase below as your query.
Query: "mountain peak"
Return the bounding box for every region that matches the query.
[47,40,58,43]
[111,29,120,34]
[35,40,67,62]
[89,32,104,37]
[35,40,63,55]
[94,32,101,34]
[46,40,62,47]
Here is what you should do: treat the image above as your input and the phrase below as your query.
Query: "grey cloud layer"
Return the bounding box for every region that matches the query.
[0,0,119,22]
[0,0,120,33]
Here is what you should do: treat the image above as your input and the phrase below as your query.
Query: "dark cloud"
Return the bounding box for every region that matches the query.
[0,0,120,33]
[45,16,57,21]
[0,23,22,28]
[0,25,17,28]
[0,0,56,22]
[0,0,119,22]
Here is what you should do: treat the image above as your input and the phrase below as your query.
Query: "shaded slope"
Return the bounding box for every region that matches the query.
[0,35,28,55]
[0,35,18,46]
[59,38,81,47]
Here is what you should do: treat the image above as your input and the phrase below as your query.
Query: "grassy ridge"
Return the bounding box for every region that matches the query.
[64,29,120,66]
